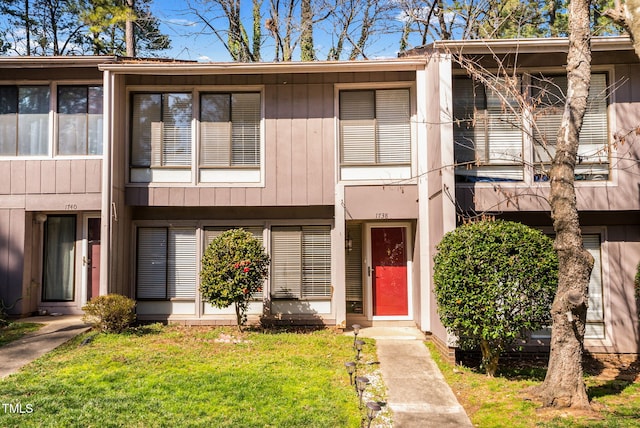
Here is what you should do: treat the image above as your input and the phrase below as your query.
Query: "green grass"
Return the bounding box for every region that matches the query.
[0,325,369,427]
[427,343,640,427]
[0,322,43,347]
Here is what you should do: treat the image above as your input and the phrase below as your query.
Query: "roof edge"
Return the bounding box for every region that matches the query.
[408,36,633,55]
[99,58,427,75]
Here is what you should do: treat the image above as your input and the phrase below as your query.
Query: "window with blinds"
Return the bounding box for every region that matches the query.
[584,234,605,339]
[0,85,50,156]
[57,86,103,155]
[131,93,192,168]
[453,76,523,181]
[200,92,260,167]
[345,224,363,314]
[340,89,411,166]
[271,226,332,299]
[532,73,609,181]
[531,233,605,340]
[453,73,609,182]
[136,227,197,300]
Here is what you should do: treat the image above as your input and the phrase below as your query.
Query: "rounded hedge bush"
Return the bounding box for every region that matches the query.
[433,220,558,376]
[82,294,136,333]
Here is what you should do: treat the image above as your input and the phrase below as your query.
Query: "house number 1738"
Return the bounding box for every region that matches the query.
[376,213,389,219]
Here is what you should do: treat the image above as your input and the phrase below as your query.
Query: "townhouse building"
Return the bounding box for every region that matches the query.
[1,36,638,356]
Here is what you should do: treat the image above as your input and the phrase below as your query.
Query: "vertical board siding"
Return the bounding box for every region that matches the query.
[55,160,72,193]
[0,163,11,194]
[291,84,309,205]
[25,161,41,194]
[70,161,86,193]
[276,84,294,205]
[40,162,56,194]
[10,161,26,194]
[0,209,26,310]
[307,84,325,205]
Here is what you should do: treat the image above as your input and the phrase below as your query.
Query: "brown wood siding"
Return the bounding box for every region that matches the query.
[0,209,26,314]
[123,71,413,207]
[0,159,101,198]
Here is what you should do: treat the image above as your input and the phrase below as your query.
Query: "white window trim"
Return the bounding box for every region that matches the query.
[126,85,265,187]
[0,80,103,160]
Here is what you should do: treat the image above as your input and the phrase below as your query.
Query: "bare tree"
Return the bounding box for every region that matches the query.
[606,0,640,57]
[189,0,261,62]
[532,0,594,409]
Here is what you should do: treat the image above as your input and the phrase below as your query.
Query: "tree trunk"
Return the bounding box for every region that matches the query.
[605,0,640,59]
[125,0,136,57]
[300,0,314,61]
[533,0,593,409]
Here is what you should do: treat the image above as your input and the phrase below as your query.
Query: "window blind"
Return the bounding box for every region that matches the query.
[302,226,332,298]
[137,228,167,299]
[345,224,363,303]
[340,89,411,166]
[168,228,197,299]
[271,227,302,298]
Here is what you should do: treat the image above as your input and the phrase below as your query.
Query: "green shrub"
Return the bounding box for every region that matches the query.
[200,229,269,330]
[433,220,558,376]
[82,294,136,333]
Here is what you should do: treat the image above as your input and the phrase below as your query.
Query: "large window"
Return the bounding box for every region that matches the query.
[531,74,609,181]
[136,227,197,300]
[0,85,50,156]
[453,73,609,182]
[200,93,260,167]
[453,77,523,181]
[271,226,332,299]
[131,93,193,168]
[340,89,411,166]
[58,86,103,155]
[43,215,76,301]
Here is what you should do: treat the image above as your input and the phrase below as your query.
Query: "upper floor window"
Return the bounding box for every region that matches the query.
[129,90,262,184]
[58,86,103,155]
[338,88,412,181]
[453,73,609,183]
[200,92,260,168]
[0,85,50,156]
[131,93,192,168]
[531,73,608,181]
[0,84,103,158]
[340,89,411,167]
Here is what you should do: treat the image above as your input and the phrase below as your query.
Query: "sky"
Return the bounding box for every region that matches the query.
[150,0,408,62]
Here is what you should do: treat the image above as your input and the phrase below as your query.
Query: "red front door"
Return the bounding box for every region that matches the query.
[371,227,408,316]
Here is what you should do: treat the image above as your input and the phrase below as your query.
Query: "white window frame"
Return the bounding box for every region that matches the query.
[0,80,104,160]
[126,85,265,187]
[452,68,612,185]
[270,225,333,301]
[135,225,198,301]
[335,82,416,183]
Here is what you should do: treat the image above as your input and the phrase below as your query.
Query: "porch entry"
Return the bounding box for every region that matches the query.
[41,214,101,306]
[368,224,410,318]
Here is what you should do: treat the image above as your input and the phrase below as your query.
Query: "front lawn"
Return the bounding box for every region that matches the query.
[0,322,43,347]
[0,325,368,427]
[428,343,640,427]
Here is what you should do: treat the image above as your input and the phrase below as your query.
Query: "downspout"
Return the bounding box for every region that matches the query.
[99,69,112,296]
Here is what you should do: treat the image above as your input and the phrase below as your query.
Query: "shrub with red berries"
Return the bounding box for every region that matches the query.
[200,229,269,330]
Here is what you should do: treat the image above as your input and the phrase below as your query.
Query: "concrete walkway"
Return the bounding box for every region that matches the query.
[347,327,473,427]
[0,315,89,379]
